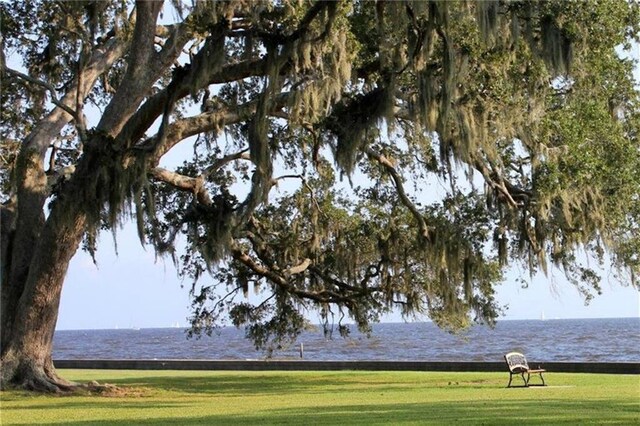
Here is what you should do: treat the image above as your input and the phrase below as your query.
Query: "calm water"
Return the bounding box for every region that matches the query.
[53,318,639,362]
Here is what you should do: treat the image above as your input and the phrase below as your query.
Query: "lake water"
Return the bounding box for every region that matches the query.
[53,317,639,362]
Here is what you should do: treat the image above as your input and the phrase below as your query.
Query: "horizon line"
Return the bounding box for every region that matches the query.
[55,315,639,332]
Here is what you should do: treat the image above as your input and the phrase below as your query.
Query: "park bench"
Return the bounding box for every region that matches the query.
[504,352,546,387]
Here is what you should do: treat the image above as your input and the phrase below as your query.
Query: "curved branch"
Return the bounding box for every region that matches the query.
[271,174,324,215]
[3,68,78,118]
[202,151,251,179]
[17,36,127,157]
[156,17,198,68]
[116,57,267,149]
[285,258,312,276]
[365,147,432,241]
[117,0,327,151]
[145,105,253,164]
[139,93,291,165]
[97,0,164,136]
[308,266,369,294]
[150,167,200,192]
[150,167,214,208]
[231,247,345,304]
[150,151,251,205]
[473,157,531,208]
[233,1,331,45]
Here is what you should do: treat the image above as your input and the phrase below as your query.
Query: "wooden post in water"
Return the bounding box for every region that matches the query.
[299,343,304,359]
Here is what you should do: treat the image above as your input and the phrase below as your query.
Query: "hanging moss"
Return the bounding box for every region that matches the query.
[49,129,153,260]
[436,27,455,143]
[475,0,500,43]
[186,196,236,265]
[328,84,395,175]
[540,15,573,75]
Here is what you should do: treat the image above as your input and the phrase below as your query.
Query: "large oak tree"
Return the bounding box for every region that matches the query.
[1,0,639,391]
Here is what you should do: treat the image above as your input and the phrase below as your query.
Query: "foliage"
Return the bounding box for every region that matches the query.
[2,0,639,355]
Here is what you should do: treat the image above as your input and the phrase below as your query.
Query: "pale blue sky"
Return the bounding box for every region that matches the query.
[56,220,639,331]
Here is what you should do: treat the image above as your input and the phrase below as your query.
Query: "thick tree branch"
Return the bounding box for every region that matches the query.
[308,266,368,294]
[97,0,164,136]
[146,106,251,164]
[139,93,290,165]
[17,36,127,157]
[365,147,432,241]
[227,1,331,44]
[155,16,197,69]
[231,248,286,286]
[150,167,200,192]
[150,151,251,205]
[116,57,267,150]
[285,258,312,276]
[150,167,212,206]
[117,0,327,152]
[7,35,127,313]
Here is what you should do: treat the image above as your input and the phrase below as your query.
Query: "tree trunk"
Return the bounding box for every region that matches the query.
[0,33,126,359]
[0,1,168,392]
[0,195,86,391]
[1,201,17,351]
[1,150,48,353]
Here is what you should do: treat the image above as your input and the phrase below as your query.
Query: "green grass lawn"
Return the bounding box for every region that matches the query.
[1,370,638,425]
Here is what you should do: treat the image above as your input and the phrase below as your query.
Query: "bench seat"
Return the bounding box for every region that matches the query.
[504,352,546,387]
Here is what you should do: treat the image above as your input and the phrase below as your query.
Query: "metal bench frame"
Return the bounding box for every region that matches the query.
[504,352,546,387]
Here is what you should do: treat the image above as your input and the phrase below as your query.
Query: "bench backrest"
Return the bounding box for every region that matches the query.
[504,352,530,373]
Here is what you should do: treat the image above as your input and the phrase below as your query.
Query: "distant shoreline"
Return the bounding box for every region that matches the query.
[54,316,640,332]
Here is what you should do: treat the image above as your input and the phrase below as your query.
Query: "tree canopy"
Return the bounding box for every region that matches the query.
[1,0,639,378]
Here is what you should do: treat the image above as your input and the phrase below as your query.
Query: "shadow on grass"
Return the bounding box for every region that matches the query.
[6,374,637,425]
[31,399,638,425]
[78,372,441,397]
[0,401,189,412]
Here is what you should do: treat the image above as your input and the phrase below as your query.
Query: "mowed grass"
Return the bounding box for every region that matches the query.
[1,370,639,425]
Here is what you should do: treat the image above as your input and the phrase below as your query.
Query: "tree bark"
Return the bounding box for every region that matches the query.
[0,196,86,391]
[0,201,17,352]
[97,0,164,136]
[1,34,126,355]
[0,3,153,391]
[2,151,48,353]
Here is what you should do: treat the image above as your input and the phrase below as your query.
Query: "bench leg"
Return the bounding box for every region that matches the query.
[527,372,546,386]
[507,373,527,387]
[507,373,524,387]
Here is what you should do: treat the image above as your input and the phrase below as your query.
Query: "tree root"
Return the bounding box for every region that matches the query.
[4,374,127,395]
[1,354,76,393]
[10,368,76,393]
[1,355,145,396]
